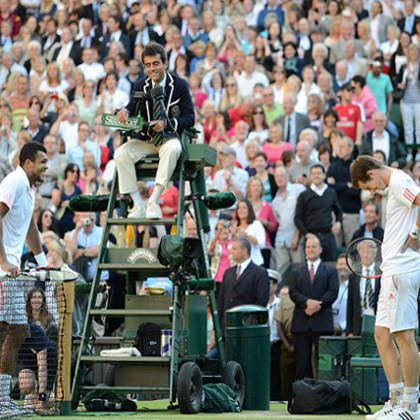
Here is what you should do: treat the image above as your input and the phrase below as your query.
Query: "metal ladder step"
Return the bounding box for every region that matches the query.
[108,218,176,226]
[98,263,171,274]
[80,356,170,364]
[80,386,169,392]
[89,309,171,317]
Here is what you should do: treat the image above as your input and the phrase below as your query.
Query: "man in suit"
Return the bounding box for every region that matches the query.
[274,93,310,149]
[351,201,384,243]
[346,239,381,336]
[101,15,130,60]
[360,111,407,169]
[129,12,162,57]
[397,0,420,35]
[329,20,366,65]
[116,42,194,219]
[41,17,60,56]
[51,26,82,68]
[289,234,339,379]
[365,1,395,46]
[217,236,269,332]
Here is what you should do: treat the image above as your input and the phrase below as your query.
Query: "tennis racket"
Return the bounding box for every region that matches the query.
[0,267,79,282]
[346,237,382,279]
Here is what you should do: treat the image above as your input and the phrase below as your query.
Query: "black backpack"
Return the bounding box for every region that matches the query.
[288,378,371,415]
[134,323,161,356]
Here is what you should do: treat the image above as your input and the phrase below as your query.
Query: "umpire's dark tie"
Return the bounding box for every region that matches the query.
[151,97,164,148]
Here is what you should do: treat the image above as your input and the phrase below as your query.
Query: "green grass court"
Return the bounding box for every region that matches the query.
[29,401,381,419]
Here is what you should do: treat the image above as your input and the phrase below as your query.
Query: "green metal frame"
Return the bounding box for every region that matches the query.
[71,123,226,409]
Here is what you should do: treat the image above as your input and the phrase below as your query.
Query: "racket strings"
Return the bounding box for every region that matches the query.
[0,277,69,416]
[346,238,382,278]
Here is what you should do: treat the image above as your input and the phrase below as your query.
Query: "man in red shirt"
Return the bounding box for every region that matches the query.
[227,97,253,127]
[334,83,363,145]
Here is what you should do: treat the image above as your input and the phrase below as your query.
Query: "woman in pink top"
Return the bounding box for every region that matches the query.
[262,124,293,167]
[208,220,233,296]
[246,177,278,268]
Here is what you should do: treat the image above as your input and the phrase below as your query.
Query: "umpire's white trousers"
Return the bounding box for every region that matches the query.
[114,138,182,194]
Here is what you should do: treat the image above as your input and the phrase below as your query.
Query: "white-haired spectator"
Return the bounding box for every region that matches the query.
[333,60,349,92]
[51,26,82,69]
[288,140,318,185]
[299,128,320,162]
[231,120,250,168]
[274,92,311,149]
[0,20,13,53]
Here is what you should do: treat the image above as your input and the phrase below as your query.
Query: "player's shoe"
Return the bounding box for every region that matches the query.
[366,400,397,419]
[387,405,420,420]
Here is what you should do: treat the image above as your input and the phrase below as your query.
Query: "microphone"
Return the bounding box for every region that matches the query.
[203,192,237,210]
[133,92,149,116]
[133,92,150,101]
[150,85,164,101]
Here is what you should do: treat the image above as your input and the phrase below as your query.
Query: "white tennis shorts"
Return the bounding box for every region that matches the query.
[0,278,27,325]
[376,271,420,333]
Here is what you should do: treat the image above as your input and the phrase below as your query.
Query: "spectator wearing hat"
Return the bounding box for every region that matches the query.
[334,83,363,145]
[267,269,281,401]
[213,145,249,200]
[366,58,394,119]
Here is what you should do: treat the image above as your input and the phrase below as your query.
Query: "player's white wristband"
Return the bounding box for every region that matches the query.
[35,252,48,267]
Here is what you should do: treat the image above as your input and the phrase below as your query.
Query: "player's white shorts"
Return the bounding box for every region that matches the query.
[376,271,420,333]
[0,278,27,325]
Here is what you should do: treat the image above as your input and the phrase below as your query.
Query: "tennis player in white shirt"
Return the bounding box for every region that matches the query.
[351,155,420,420]
[0,142,48,417]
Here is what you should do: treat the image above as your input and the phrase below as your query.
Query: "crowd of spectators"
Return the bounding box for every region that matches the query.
[0,0,420,403]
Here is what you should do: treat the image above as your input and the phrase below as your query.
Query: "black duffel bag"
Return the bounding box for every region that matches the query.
[288,378,371,415]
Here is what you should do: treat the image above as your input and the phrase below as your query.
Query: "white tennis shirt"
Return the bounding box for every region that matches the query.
[0,166,35,269]
[381,169,420,276]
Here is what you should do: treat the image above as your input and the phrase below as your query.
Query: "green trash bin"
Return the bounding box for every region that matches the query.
[225,305,270,410]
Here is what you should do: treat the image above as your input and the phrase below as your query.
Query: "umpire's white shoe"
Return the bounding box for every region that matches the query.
[366,400,397,419]
[128,204,146,219]
[146,201,162,219]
